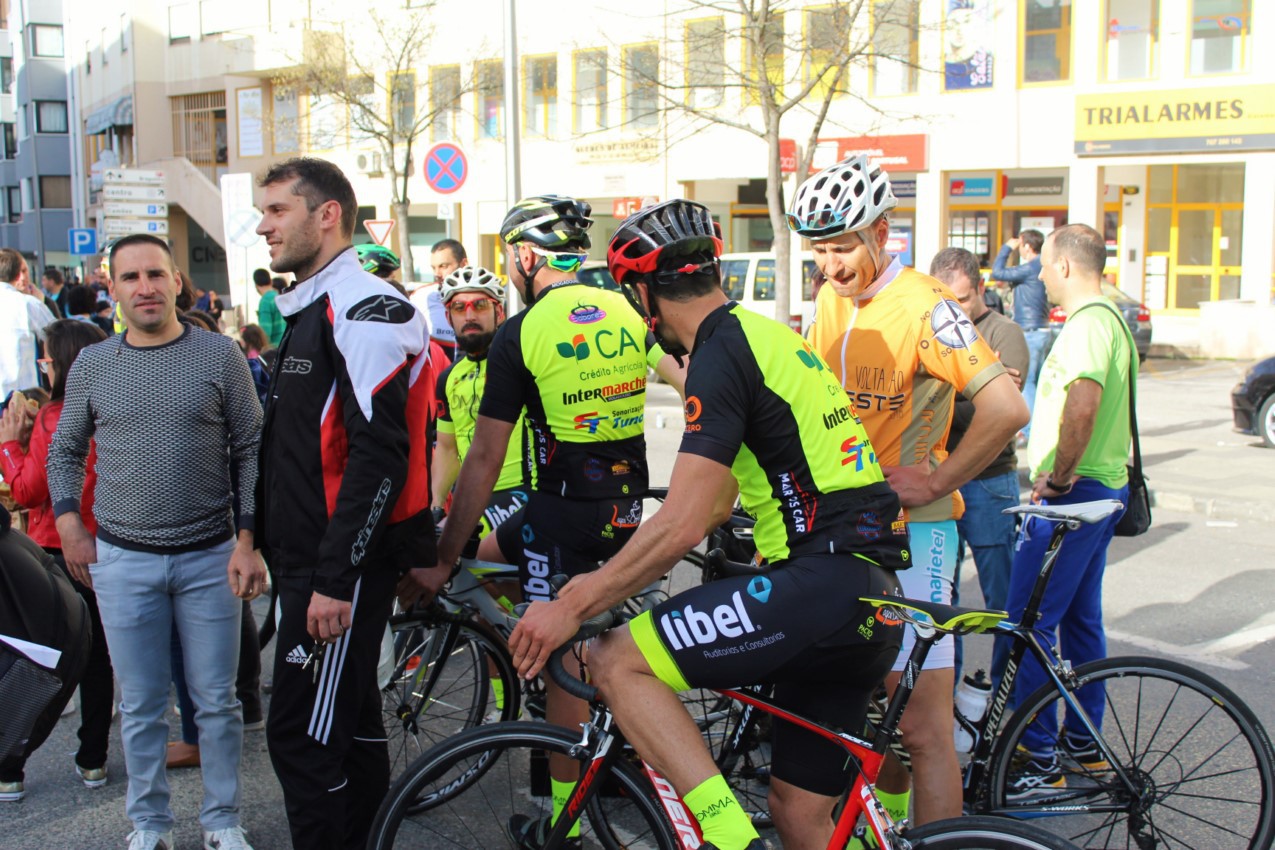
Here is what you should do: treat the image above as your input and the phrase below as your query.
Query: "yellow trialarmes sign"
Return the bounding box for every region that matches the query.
[1074,85,1275,155]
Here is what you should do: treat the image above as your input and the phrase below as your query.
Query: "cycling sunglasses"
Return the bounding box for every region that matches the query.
[785,207,853,239]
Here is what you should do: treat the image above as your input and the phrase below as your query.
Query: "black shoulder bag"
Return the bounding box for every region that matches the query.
[1071,301,1150,536]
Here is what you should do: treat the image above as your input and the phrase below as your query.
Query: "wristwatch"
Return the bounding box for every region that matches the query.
[1045,476,1073,494]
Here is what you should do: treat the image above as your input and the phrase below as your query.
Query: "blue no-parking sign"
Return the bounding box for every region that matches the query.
[423,143,467,195]
[69,228,98,255]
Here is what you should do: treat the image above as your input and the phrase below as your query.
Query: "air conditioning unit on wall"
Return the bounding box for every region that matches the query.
[355,150,383,175]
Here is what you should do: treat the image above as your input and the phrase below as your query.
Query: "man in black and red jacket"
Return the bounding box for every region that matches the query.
[254,158,434,850]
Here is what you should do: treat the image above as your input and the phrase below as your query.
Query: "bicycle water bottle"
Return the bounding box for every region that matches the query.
[953,669,992,753]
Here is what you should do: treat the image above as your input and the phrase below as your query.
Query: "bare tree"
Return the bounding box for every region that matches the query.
[618,0,925,323]
[276,6,472,283]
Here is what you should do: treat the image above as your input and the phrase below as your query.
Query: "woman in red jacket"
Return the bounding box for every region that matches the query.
[0,318,111,799]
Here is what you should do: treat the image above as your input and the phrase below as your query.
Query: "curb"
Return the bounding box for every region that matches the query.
[1150,489,1275,525]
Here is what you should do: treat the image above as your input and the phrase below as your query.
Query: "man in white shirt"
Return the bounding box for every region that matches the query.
[408,238,465,362]
[0,248,55,398]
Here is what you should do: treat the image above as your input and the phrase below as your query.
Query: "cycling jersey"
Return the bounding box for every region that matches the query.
[807,258,1006,523]
[436,355,533,493]
[480,281,663,500]
[679,303,909,568]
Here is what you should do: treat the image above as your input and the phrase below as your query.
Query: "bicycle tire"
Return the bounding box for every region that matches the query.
[984,656,1275,850]
[382,615,519,785]
[367,721,679,850]
[905,815,1081,849]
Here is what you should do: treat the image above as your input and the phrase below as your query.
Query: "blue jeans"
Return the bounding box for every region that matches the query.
[91,537,244,832]
[1021,329,1051,438]
[953,470,1019,681]
[1002,478,1128,757]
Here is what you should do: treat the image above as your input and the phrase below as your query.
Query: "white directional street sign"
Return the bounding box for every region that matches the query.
[103,201,169,218]
[104,168,165,185]
[102,218,170,236]
[103,184,167,201]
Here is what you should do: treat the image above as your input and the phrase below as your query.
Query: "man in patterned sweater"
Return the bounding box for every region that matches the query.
[48,233,266,850]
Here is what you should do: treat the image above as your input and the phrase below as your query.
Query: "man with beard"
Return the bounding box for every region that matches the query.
[426,266,532,551]
[252,157,433,850]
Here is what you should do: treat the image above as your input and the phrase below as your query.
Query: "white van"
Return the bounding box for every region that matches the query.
[719,252,818,332]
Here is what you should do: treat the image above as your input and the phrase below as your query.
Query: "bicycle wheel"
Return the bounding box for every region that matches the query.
[905,815,1081,849]
[985,656,1275,849]
[367,721,678,850]
[382,615,519,783]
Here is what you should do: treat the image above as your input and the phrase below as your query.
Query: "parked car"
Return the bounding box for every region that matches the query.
[719,252,817,332]
[1046,282,1152,364]
[577,261,622,293]
[1231,355,1275,448]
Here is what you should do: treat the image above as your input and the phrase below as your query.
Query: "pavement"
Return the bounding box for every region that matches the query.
[1,358,1271,849]
[1121,358,1275,522]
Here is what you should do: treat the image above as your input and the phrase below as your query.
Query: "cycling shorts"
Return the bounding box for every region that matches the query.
[495,491,643,604]
[893,520,958,672]
[476,488,530,539]
[630,554,904,796]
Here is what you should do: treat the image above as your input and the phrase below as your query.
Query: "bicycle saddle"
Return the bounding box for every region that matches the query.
[1005,499,1125,525]
[858,596,1008,636]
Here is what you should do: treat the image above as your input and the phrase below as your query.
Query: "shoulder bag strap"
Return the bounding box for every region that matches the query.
[1069,301,1141,477]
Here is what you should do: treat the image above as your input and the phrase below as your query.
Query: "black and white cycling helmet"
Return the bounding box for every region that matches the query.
[439,266,504,303]
[786,154,898,240]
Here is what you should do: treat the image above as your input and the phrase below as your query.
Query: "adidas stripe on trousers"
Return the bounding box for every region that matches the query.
[266,567,396,850]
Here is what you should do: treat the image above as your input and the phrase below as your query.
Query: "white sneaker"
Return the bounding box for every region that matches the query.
[127,830,174,850]
[203,825,253,850]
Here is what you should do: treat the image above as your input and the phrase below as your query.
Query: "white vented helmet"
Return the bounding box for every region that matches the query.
[439,266,505,303]
[786,154,898,240]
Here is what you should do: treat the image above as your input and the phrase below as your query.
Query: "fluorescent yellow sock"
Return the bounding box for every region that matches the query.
[491,678,506,711]
[848,787,910,849]
[684,774,758,850]
[551,777,581,838]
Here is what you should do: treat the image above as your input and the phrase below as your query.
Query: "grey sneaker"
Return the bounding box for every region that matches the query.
[203,825,253,850]
[0,780,24,802]
[76,764,108,788]
[127,830,174,850]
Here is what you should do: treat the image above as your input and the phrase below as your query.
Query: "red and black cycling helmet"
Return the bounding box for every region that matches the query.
[607,200,723,287]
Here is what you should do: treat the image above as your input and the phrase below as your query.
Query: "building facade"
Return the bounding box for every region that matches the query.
[65,0,1274,355]
[2,0,74,276]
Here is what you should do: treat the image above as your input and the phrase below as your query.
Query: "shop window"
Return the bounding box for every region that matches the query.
[574,50,607,133]
[475,60,503,139]
[805,5,849,100]
[1,123,13,159]
[1105,0,1158,80]
[524,55,557,138]
[1022,0,1072,84]
[623,44,659,129]
[745,12,784,105]
[1176,162,1245,204]
[430,65,461,143]
[871,0,919,95]
[1,57,11,93]
[1189,0,1249,75]
[947,211,994,268]
[685,18,725,109]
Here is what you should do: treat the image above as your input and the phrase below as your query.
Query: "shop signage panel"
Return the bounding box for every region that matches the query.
[1075,85,1275,155]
